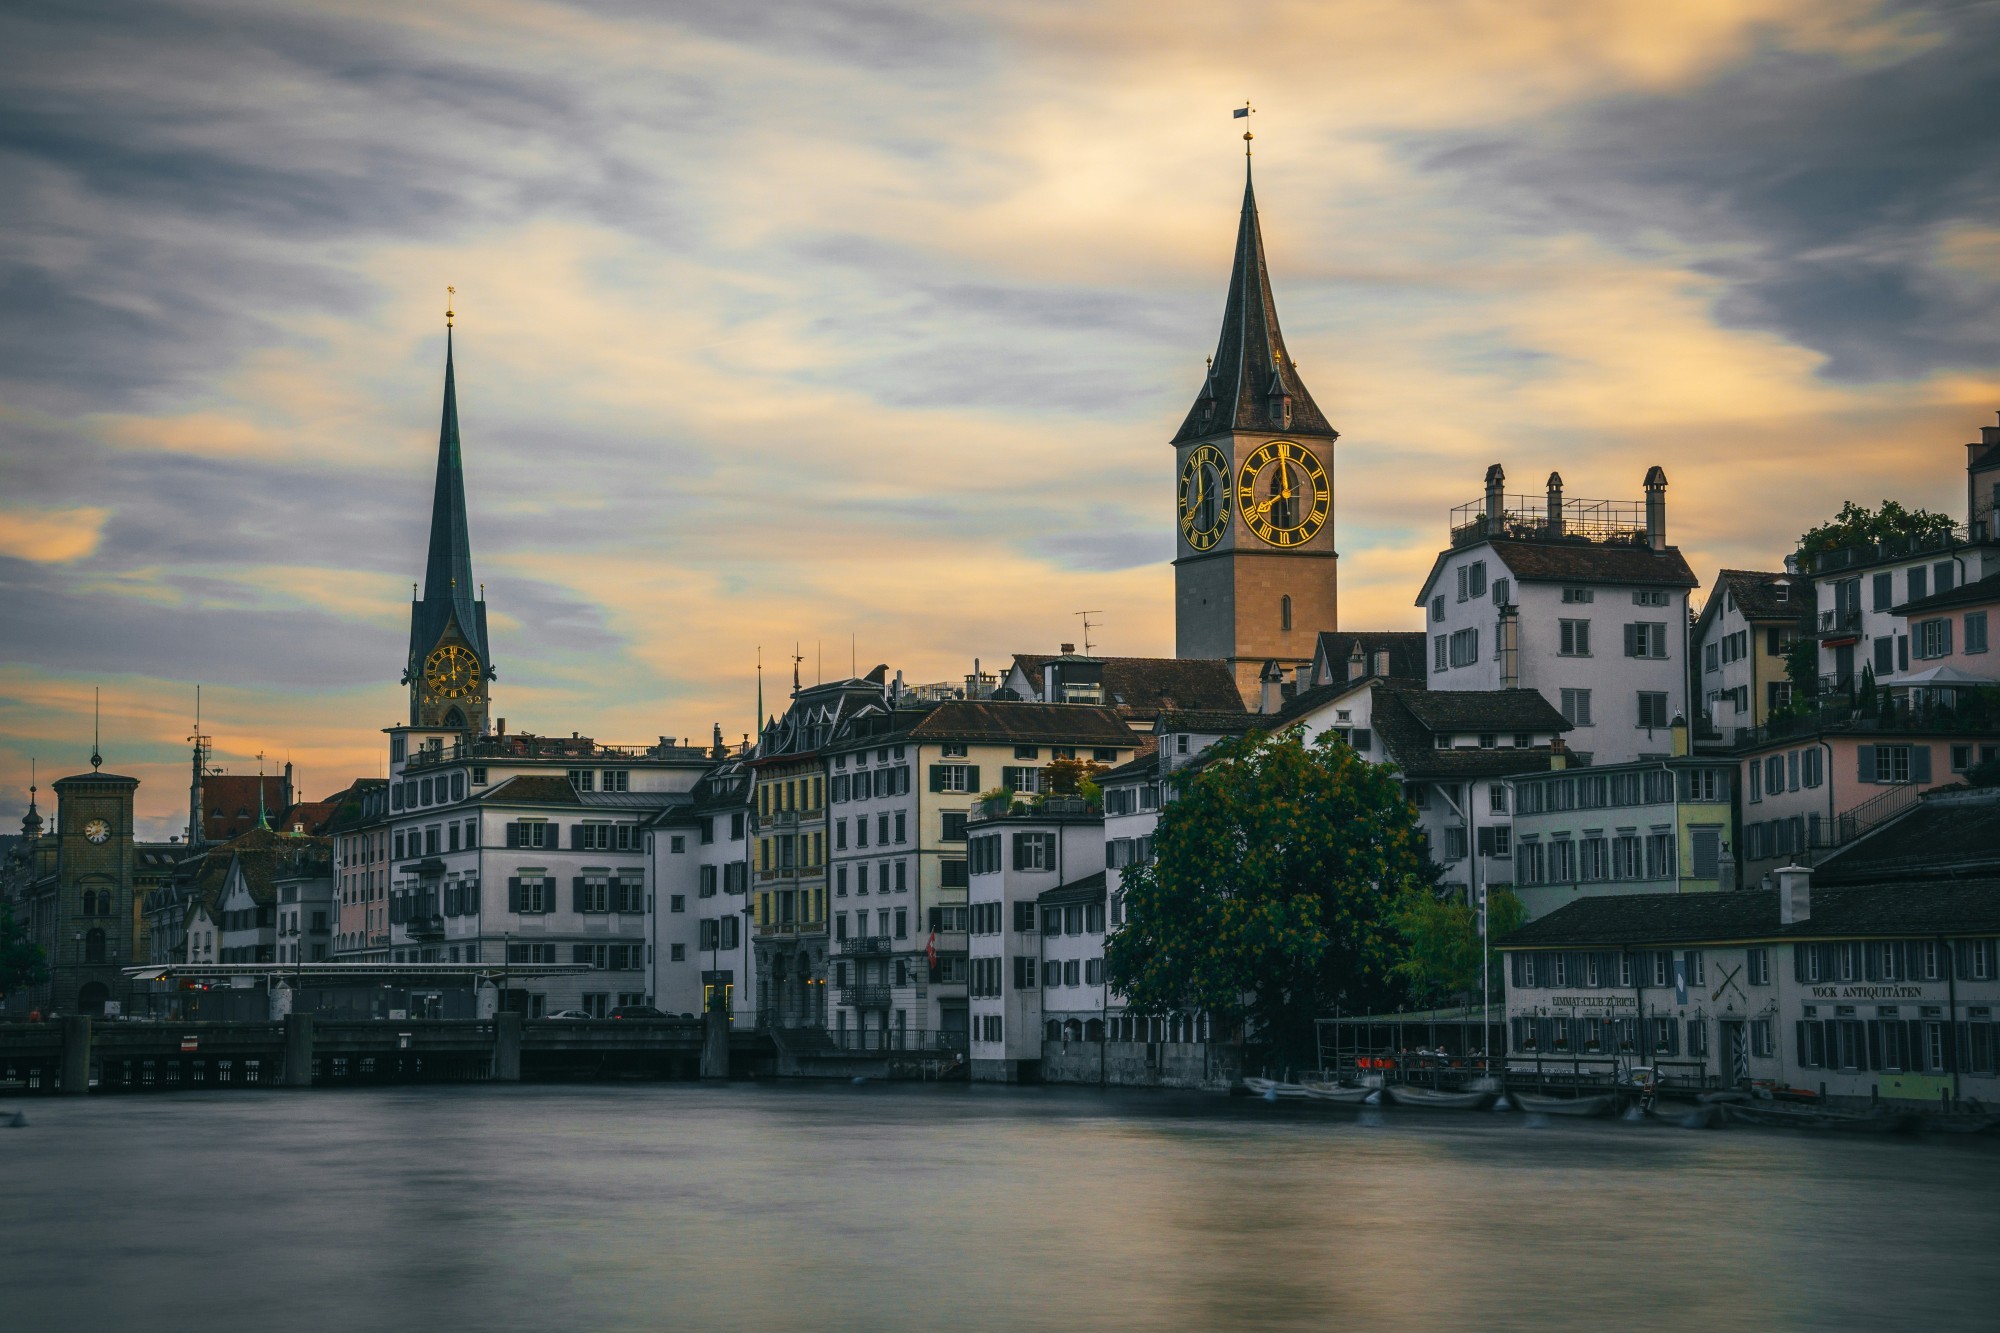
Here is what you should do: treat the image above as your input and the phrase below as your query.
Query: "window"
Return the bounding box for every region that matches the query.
[1633,589,1669,607]
[1433,635,1448,672]
[1860,744,1927,785]
[1012,832,1055,872]
[1914,618,1954,660]
[1555,587,1593,606]
[1559,619,1591,656]
[568,768,596,793]
[1908,565,1929,602]
[1430,595,1445,622]
[1625,622,1669,658]
[1637,692,1669,729]
[1449,627,1479,668]
[1492,577,1511,606]
[932,765,974,793]
[1560,689,1593,727]
[1488,784,1508,814]
[1966,611,1989,655]
[941,812,967,842]
[1280,595,1293,631]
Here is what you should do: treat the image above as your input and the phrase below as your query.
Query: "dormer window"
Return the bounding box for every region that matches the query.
[1434,734,1452,750]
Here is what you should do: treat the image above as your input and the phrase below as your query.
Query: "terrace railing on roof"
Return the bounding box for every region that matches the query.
[1803,524,1972,576]
[1448,495,1648,549]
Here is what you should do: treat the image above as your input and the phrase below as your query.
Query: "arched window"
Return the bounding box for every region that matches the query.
[82,890,96,915]
[1281,595,1293,631]
[1085,1018,1104,1042]
[84,928,106,963]
[1044,1019,1061,1044]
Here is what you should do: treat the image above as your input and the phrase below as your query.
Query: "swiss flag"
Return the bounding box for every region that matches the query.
[926,930,939,981]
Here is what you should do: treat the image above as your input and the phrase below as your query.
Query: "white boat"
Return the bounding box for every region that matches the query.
[1300,1080,1377,1104]
[1386,1084,1498,1111]
[1510,1091,1618,1118]
[1242,1077,1310,1100]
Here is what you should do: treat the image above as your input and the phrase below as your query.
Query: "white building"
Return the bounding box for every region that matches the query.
[1414,464,1699,766]
[650,757,754,1023]
[1690,568,1806,742]
[966,798,1104,1081]
[382,727,713,1017]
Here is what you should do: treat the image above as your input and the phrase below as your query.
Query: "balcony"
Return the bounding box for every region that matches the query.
[842,935,893,957]
[756,920,826,940]
[1816,607,1862,641]
[838,984,892,1009]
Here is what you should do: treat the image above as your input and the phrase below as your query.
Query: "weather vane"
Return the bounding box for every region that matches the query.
[1235,101,1254,155]
[446,284,455,328]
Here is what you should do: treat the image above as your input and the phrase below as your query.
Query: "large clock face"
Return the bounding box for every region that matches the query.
[1237,440,1329,548]
[1177,443,1231,551]
[83,818,110,844]
[423,644,482,700]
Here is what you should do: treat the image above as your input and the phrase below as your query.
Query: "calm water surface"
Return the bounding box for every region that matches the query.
[5,1082,1999,1331]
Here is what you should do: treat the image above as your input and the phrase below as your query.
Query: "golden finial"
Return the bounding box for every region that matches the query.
[1238,101,1254,156]
[446,285,455,328]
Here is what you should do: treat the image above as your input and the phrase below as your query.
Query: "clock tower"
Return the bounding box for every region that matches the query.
[1172,152,1340,706]
[405,316,493,734]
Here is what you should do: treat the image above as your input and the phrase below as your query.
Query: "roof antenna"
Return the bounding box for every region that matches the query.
[1074,611,1103,656]
[90,687,102,772]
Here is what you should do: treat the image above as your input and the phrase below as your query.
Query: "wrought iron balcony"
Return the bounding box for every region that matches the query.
[838,984,892,1009]
[841,935,893,957]
[1816,607,1862,639]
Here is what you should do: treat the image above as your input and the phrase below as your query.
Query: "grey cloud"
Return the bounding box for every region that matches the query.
[1405,1,2000,381]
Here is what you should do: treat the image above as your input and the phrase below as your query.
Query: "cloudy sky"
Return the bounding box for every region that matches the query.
[3,0,1997,836]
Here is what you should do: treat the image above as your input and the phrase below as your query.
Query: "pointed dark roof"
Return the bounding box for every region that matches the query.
[410,329,489,665]
[1171,164,1337,444]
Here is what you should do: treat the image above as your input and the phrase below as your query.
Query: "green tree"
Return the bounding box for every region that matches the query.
[0,900,48,1000]
[1391,883,1525,1009]
[1104,731,1424,1071]
[1797,500,1955,561]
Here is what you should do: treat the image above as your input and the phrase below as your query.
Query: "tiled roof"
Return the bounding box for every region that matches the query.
[1815,790,2000,883]
[906,700,1139,746]
[1394,688,1572,734]
[1009,655,1244,716]
[1423,540,1698,603]
[1156,708,1258,734]
[1313,631,1428,682]
[1717,568,1807,622]
[199,775,293,842]
[1038,871,1108,905]
[1100,750,1160,784]
[475,775,581,806]
[579,791,691,811]
[1893,569,2000,617]
[1500,878,2000,947]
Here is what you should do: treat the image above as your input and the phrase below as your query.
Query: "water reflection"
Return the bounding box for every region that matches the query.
[4,1083,1997,1331]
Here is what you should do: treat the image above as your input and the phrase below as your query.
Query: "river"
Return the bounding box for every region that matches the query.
[5,1083,1998,1331]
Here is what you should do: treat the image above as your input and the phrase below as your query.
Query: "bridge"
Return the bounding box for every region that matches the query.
[0,1014,774,1095]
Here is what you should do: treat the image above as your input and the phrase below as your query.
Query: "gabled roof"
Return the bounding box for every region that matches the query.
[474,775,581,806]
[1367,688,1568,782]
[905,701,1138,746]
[1155,708,1260,735]
[1009,655,1245,718]
[1312,631,1428,684]
[1419,538,1698,604]
[1170,164,1337,444]
[196,827,332,910]
[1712,568,1805,622]
[1893,568,2000,617]
[1394,688,1572,734]
[199,775,292,842]
[1100,749,1160,785]
[1500,879,2000,948]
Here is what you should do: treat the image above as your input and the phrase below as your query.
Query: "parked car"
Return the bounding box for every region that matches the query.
[608,1005,668,1020]
[544,1009,590,1020]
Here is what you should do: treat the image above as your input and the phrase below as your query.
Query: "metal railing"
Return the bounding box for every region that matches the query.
[837,985,892,1008]
[822,1028,967,1054]
[1804,524,1971,575]
[1817,607,1862,637]
[1448,494,1648,549]
[841,936,893,957]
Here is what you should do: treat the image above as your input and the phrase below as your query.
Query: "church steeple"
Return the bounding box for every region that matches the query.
[1171,161,1337,444]
[406,299,492,733]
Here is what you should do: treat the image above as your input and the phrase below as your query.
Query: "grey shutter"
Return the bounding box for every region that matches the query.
[1476,827,1495,856]
[508,877,522,912]
[1624,624,1640,657]
[1866,1022,1881,1071]
[570,824,586,850]
[965,765,980,790]
[506,823,521,849]
[573,877,586,912]
[1912,746,1932,783]
[1858,746,1876,783]
[1011,833,1025,872]
[1352,728,1372,751]
[929,765,944,792]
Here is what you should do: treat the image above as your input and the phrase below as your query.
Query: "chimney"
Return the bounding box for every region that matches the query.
[1549,736,1568,771]
[1644,466,1668,552]
[711,723,725,760]
[1484,464,1506,537]
[1060,643,1075,654]
[1347,642,1366,682]
[1259,660,1285,715]
[497,718,506,737]
[1545,471,1565,538]
[1777,862,1812,924]
[1670,712,1689,757]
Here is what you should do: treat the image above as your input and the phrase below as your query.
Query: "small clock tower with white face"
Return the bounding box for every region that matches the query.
[1173,156,1340,706]
[405,318,493,735]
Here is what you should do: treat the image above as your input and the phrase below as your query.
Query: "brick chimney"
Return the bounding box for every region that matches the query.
[1644,466,1668,552]
[1484,464,1506,537]
[1777,862,1811,924]
[1259,660,1285,715]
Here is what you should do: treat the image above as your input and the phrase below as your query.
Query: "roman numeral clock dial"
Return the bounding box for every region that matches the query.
[1177,443,1231,551]
[1237,440,1329,548]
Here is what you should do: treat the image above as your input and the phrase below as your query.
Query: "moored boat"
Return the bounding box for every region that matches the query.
[1300,1080,1377,1104]
[1510,1091,1618,1118]
[1723,1103,1917,1134]
[1242,1077,1310,1100]
[1386,1084,1497,1111]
